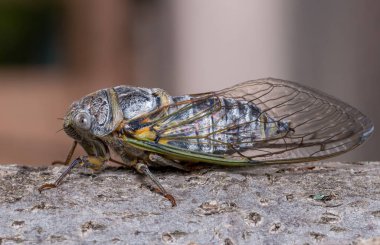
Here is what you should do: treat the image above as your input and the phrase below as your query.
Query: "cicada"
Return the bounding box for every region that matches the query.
[38,78,374,206]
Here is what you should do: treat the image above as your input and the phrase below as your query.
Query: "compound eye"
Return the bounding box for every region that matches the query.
[74,112,92,130]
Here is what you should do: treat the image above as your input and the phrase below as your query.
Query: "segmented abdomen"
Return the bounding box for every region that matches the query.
[157,96,289,154]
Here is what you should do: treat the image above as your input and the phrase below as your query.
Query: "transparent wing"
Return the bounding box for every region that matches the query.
[126,78,373,164]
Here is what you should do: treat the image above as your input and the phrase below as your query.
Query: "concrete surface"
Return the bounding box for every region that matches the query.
[0,162,379,244]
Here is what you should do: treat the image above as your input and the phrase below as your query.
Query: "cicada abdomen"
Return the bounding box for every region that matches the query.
[154,96,291,155]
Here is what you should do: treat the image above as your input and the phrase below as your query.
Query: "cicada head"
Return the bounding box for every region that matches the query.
[63,88,123,157]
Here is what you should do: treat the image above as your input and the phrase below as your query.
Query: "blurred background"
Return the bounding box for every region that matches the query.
[0,0,378,165]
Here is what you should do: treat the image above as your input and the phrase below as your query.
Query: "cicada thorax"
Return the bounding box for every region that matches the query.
[99,86,175,160]
[113,86,172,120]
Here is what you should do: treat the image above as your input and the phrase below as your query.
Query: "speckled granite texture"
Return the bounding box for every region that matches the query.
[0,162,379,244]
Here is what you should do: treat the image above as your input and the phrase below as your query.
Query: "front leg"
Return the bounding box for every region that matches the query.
[51,141,78,166]
[39,156,107,192]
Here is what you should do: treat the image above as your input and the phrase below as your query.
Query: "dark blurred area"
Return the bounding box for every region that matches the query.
[0,1,62,66]
[0,0,378,165]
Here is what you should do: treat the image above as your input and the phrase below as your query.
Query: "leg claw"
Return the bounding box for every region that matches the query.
[164,193,177,207]
[38,183,57,193]
[146,184,177,207]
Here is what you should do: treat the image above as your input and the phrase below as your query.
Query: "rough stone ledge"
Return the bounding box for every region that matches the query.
[0,162,379,244]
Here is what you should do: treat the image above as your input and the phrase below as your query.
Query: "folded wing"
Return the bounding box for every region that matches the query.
[125,78,373,165]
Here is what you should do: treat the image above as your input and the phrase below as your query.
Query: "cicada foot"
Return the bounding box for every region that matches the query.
[38,183,58,193]
[164,194,177,207]
[38,157,83,194]
[135,162,177,207]
[38,156,107,194]
[144,184,177,207]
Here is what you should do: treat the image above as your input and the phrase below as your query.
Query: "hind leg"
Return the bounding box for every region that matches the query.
[134,161,176,207]
[109,155,177,207]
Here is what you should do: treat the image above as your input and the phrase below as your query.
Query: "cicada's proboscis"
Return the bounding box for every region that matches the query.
[38,78,374,206]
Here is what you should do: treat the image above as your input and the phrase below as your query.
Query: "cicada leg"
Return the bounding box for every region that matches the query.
[39,155,106,192]
[107,152,177,207]
[52,141,78,165]
[148,153,189,171]
[134,162,177,207]
[109,156,177,207]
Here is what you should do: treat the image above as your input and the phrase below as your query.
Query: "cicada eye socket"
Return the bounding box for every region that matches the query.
[74,112,92,130]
